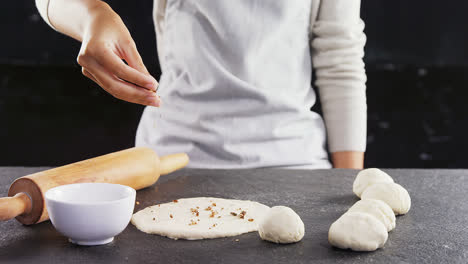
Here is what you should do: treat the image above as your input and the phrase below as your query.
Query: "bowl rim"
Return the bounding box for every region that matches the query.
[45,183,136,206]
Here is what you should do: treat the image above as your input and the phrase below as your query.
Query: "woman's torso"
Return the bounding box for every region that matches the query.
[136,0,331,169]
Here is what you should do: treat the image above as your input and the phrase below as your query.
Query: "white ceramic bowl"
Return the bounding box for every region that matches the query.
[45,183,136,246]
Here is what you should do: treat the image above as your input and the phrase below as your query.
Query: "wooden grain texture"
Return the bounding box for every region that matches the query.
[0,193,31,221]
[3,147,188,225]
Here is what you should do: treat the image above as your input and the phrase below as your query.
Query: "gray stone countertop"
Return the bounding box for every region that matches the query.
[0,167,467,263]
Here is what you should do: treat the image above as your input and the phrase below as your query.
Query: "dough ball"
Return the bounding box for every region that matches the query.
[328,212,388,251]
[258,206,305,244]
[361,182,411,215]
[348,199,396,232]
[353,168,394,197]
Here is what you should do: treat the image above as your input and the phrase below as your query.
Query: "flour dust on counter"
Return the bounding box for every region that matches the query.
[131,197,270,240]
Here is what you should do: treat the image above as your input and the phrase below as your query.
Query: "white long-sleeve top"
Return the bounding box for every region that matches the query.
[36,0,367,168]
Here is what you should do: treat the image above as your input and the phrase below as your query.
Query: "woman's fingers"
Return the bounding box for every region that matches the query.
[121,44,160,92]
[93,47,158,91]
[82,67,98,83]
[84,60,161,107]
[83,67,107,90]
[122,43,151,75]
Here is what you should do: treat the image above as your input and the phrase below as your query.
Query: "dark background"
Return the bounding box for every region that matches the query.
[1,0,467,168]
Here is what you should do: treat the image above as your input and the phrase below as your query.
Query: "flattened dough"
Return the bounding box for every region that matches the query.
[131,197,270,240]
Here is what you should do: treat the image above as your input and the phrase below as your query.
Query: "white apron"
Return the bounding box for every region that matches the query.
[136,0,332,169]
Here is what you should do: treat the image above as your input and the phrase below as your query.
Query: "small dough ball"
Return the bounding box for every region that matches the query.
[353,168,394,197]
[348,199,396,232]
[361,182,411,215]
[258,206,305,244]
[328,212,388,251]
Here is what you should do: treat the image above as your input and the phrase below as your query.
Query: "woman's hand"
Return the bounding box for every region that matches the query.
[77,3,160,107]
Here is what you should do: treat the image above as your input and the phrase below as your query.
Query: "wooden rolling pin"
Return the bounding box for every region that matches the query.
[0,147,189,225]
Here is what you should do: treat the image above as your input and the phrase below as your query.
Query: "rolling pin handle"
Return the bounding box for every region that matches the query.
[159,153,190,176]
[0,192,33,221]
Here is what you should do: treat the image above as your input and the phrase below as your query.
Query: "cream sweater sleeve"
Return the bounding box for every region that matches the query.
[35,0,55,28]
[311,0,367,153]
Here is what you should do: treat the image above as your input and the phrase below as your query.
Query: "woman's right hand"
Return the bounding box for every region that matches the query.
[77,2,160,107]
